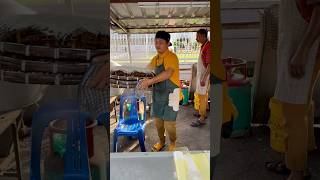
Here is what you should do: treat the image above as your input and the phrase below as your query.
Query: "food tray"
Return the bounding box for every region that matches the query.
[110,79,138,85]
[0,70,82,85]
[0,42,108,61]
[0,55,89,74]
[111,71,155,78]
[111,83,137,89]
[110,75,142,81]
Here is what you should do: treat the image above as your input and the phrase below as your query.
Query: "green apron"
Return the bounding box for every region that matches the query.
[152,64,179,121]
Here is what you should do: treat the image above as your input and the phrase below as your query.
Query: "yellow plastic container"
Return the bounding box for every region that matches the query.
[268,97,286,153]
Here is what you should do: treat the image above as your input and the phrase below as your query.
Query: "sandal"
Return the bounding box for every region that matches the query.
[193,113,201,118]
[287,171,312,180]
[152,143,166,152]
[193,113,208,119]
[190,120,206,127]
[265,161,312,179]
[265,161,290,175]
[304,173,312,180]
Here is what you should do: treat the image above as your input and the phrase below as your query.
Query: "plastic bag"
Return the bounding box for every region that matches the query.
[52,134,67,157]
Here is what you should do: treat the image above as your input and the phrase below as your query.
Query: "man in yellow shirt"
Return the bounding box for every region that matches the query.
[139,31,180,152]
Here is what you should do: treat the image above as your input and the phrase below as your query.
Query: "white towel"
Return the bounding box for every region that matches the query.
[168,88,180,112]
[274,0,319,104]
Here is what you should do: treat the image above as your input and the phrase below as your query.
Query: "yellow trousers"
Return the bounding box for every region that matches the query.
[194,83,238,123]
[198,94,208,119]
[281,54,320,171]
[194,92,209,111]
[154,118,176,145]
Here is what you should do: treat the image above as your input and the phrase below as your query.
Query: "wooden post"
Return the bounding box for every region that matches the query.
[210,0,224,172]
[12,123,22,180]
[211,0,225,80]
[0,110,23,179]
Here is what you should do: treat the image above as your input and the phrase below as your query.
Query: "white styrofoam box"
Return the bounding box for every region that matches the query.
[110,152,177,180]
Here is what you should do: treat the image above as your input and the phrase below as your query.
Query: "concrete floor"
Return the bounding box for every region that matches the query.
[214,126,320,180]
[14,104,320,180]
[110,105,210,152]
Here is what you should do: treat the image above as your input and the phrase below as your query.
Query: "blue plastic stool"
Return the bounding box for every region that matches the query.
[113,95,147,152]
[29,99,91,180]
[64,109,90,180]
[30,64,108,180]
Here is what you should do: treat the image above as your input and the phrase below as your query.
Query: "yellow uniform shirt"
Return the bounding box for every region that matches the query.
[150,50,180,88]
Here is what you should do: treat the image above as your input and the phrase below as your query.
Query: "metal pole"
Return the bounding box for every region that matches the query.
[145,34,148,61]
[127,33,133,65]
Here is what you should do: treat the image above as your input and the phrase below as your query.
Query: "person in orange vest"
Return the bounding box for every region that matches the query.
[265,1,320,180]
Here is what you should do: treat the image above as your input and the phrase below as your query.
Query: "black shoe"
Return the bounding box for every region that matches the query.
[193,113,201,118]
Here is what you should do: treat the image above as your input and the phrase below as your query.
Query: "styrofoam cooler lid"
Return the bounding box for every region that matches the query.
[110,152,177,180]
[0,81,46,112]
[0,0,36,16]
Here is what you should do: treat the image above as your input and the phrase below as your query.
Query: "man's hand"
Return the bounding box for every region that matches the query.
[200,65,210,87]
[289,50,308,79]
[138,78,152,90]
[200,78,206,87]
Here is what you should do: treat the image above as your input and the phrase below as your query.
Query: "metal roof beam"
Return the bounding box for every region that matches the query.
[223,22,260,29]
[110,0,209,3]
[110,11,128,33]
[124,22,260,30]
[126,25,209,30]
[111,21,260,33]
[119,16,209,20]
[123,3,135,18]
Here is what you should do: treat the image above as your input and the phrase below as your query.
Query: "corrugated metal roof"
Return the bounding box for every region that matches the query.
[110,1,210,34]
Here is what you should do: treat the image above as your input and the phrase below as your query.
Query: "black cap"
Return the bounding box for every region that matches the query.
[155,31,170,43]
[197,29,208,37]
